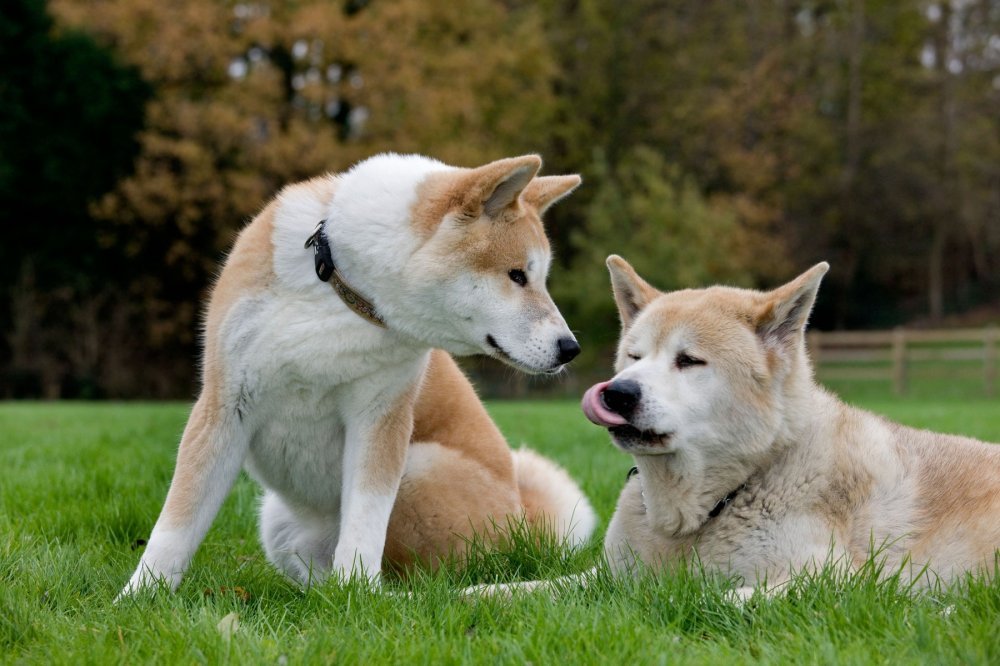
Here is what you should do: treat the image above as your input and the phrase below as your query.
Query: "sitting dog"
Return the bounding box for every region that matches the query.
[119,153,595,596]
[581,256,1000,596]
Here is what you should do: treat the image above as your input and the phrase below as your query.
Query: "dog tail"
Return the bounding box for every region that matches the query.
[512,447,597,548]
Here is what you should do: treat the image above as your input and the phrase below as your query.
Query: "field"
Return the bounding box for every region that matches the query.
[2,390,1000,664]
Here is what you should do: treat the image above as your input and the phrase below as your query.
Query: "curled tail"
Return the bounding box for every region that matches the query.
[512,447,597,548]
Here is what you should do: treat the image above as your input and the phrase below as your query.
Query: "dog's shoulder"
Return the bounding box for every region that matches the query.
[202,174,338,332]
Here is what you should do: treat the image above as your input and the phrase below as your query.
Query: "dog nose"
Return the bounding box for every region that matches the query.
[601,379,641,419]
[556,337,581,364]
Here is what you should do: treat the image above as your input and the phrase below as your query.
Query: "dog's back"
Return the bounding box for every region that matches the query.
[883,420,1000,578]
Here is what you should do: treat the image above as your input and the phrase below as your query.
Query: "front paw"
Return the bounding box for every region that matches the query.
[114,566,178,601]
[328,562,382,591]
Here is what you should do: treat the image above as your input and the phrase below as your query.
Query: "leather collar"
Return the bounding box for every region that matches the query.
[304,220,387,329]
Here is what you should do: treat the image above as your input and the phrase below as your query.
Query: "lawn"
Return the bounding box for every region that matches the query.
[2,390,999,664]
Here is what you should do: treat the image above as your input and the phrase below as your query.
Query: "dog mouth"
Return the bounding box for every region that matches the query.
[485,334,562,375]
[608,425,673,451]
[581,381,628,426]
[581,381,672,451]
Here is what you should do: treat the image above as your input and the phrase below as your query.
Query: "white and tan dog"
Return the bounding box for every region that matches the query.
[580,257,1000,596]
[120,153,596,596]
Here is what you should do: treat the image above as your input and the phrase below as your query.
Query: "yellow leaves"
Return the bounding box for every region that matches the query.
[44,0,563,396]
[53,0,235,85]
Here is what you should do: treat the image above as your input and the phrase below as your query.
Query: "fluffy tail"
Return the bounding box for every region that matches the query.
[512,447,597,548]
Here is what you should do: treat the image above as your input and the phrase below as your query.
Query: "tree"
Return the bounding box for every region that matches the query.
[554,146,767,371]
[45,0,559,396]
[0,0,148,397]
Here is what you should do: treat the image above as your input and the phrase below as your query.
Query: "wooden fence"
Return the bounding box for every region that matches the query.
[808,327,998,397]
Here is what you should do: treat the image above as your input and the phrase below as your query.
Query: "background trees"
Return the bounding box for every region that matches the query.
[2,0,997,397]
[0,0,148,398]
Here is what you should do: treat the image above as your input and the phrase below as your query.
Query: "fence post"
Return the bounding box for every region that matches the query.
[985,325,997,399]
[892,328,907,396]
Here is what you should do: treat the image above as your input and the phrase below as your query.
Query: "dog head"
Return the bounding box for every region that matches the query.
[359,154,581,373]
[582,256,829,462]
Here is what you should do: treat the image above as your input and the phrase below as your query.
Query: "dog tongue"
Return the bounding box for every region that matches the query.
[581,381,628,427]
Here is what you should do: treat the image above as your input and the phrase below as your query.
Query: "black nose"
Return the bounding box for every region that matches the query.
[556,337,581,364]
[601,379,641,419]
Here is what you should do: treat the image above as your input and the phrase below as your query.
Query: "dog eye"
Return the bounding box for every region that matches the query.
[508,269,527,287]
[627,352,642,361]
[675,352,706,370]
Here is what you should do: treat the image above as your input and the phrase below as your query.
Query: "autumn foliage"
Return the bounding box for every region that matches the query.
[2,0,997,398]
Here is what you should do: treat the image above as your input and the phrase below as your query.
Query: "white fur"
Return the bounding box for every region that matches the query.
[512,448,597,547]
[600,266,1000,592]
[465,263,1000,602]
[119,153,579,595]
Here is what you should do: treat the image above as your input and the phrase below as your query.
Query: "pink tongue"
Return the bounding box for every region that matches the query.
[581,380,628,427]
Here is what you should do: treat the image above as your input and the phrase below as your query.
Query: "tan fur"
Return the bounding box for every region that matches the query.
[408,156,545,237]
[409,159,552,277]
[908,429,1000,566]
[409,171,468,238]
[200,175,338,378]
[385,351,572,572]
[364,382,420,493]
[420,184,551,278]
[411,350,518,483]
[228,167,580,574]
[384,441,520,572]
[521,175,583,215]
[518,473,553,528]
[600,258,1000,589]
[201,199,278,370]
[513,447,590,536]
[159,200,283,527]
[120,154,592,597]
[159,394,220,528]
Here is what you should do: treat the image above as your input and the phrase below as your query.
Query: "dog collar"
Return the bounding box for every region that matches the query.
[707,483,746,519]
[304,220,387,329]
[626,466,746,523]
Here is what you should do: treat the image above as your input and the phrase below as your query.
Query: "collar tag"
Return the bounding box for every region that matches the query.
[305,220,387,329]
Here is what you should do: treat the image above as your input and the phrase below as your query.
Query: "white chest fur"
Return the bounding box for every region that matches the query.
[219,288,428,512]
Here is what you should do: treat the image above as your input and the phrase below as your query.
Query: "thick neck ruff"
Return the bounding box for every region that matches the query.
[626,466,747,527]
[304,220,387,329]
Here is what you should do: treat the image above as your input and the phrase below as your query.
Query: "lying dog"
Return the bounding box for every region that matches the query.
[581,256,1000,595]
[119,153,595,596]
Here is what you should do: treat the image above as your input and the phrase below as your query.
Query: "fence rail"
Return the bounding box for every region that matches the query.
[808,326,998,397]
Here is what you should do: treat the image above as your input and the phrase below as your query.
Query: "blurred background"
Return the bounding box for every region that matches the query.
[1,0,997,401]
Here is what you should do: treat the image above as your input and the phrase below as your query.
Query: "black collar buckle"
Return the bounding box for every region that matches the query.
[304,220,335,282]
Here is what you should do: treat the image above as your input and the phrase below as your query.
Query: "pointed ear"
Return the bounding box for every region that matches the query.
[756,262,829,346]
[522,175,582,216]
[607,255,660,329]
[460,155,542,219]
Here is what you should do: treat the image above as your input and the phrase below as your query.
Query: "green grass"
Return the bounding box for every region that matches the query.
[1,390,999,664]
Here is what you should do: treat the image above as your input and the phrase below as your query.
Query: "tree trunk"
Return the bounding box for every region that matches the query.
[928,1,957,323]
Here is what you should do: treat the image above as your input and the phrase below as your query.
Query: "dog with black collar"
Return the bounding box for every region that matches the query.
[118,153,596,596]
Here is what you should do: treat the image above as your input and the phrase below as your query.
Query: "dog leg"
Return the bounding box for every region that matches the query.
[259,490,339,586]
[332,384,417,583]
[118,394,249,597]
[461,567,599,601]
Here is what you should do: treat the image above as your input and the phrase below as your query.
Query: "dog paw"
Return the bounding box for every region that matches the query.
[114,567,177,601]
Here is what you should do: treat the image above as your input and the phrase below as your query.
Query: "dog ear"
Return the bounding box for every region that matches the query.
[459,155,542,219]
[522,175,582,216]
[756,262,829,346]
[607,255,659,329]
